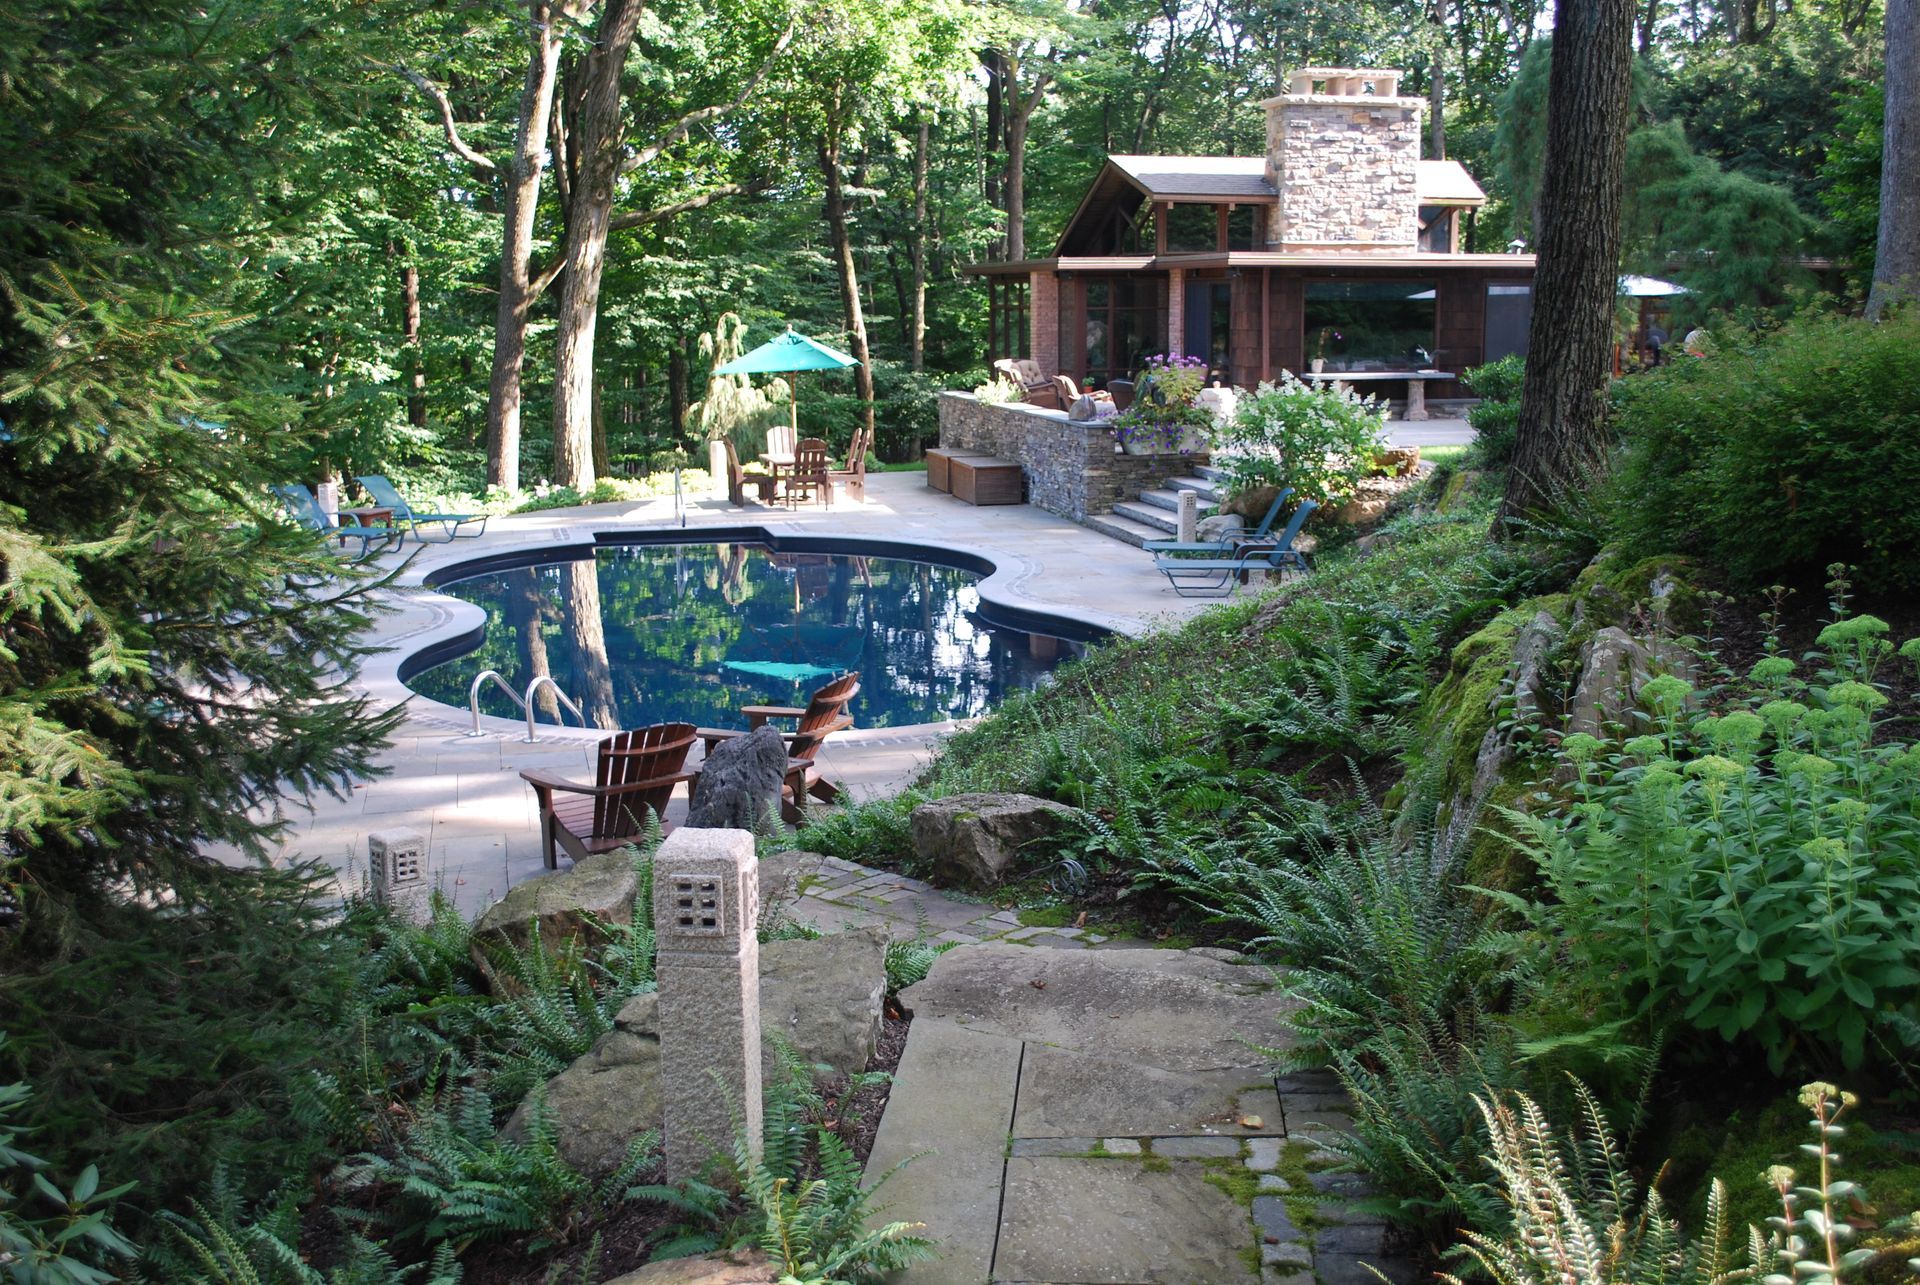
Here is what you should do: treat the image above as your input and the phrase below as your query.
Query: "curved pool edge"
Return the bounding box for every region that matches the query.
[363,517,1133,745]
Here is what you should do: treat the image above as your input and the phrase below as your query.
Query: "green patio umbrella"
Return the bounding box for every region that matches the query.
[712,325,860,443]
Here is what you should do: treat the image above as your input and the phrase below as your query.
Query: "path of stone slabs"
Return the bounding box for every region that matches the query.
[857,942,1421,1285]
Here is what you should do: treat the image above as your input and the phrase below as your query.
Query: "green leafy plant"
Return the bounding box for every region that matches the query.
[1605,309,1920,591]
[1463,355,1524,471]
[1214,374,1387,505]
[1496,615,1920,1070]
[1444,1080,1892,1285]
[0,1055,138,1284]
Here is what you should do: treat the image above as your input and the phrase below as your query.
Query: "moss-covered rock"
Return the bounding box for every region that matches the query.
[1568,551,1705,640]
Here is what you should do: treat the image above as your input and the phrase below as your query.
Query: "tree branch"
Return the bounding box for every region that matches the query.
[526,181,765,298]
[617,12,805,176]
[395,65,497,171]
[608,180,765,231]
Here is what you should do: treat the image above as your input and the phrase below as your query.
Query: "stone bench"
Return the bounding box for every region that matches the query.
[950,456,1024,506]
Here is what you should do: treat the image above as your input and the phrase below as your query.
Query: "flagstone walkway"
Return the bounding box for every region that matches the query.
[862,943,1419,1285]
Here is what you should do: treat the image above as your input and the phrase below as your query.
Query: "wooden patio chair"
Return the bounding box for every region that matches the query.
[828,425,871,501]
[766,424,796,459]
[784,436,832,508]
[722,440,778,506]
[520,723,699,869]
[697,672,859,824]
[1107,379,1136,412]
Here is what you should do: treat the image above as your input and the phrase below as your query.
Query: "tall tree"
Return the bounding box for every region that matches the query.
[1499,0,1637,521]
[1868,0,1917,318]
[550,0,801,490]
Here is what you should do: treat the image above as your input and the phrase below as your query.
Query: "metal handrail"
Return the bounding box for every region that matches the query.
[466,670,524,737]
[466,669,587,742]
[521,676,584,743]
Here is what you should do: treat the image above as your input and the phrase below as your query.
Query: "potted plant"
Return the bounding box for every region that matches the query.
[1109,403,1214,455]
[1310,327,1341,375]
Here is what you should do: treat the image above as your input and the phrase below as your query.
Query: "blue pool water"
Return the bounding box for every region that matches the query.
[407,543,1087,730]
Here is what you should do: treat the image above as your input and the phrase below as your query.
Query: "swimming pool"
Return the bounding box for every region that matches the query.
[405,541,1091,730]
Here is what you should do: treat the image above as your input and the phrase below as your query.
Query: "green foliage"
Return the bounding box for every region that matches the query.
[0,1053,138,1284]
[1464,355,1525,471]
[800,790,929,868]
[1215,375,1388,506]
[1444,1080,1894,1285]
[1606,310,1920,591]
[883,935,957,994]
[1499,614,1920,1071]
[1817,82,1884,288]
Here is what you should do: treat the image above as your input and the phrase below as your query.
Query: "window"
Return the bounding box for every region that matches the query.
[1164,204,1218,253]
[1418,205,1455,253]
[1485,284,1532,362]
[988,277,1031,362]
[1227,206,1259,251]
[1303,281,1438,372]
[1082,277,1163,387]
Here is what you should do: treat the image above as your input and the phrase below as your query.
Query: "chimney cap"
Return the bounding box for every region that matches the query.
[1261,67,1424,109]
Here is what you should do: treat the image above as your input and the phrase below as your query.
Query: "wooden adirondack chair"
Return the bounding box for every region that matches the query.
[829,425,871,501]
[521,723,699,869]
[697,672,859,824]
[785,437,832,508]
[722,440,778,506]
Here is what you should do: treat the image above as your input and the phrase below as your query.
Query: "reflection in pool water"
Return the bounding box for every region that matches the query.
[407,543,1086,730]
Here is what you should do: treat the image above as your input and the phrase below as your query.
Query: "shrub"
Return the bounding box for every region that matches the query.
[1214,374,1387,505]
[1604,310,1920,590]
[1498,614,1920,1071]
[972,374,1023,405]
[0,1050,139,1283]
[1446,1080,1895,1285]
[1463,355,1524,471]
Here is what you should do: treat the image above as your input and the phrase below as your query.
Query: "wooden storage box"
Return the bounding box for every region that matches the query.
[950,456,1023,506]
[925,447,986,494]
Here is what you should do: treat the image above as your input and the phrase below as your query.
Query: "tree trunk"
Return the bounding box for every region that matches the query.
[486,0,574,494]
[910,117,929,372]
[669,340,690,441]
[1868,0,1919,319]
[551,0,645,492]
[1498,0,1636,523]
[1637,0,1662,52]
[399,255,427,429]
[1005,94,1031,261]
[1429,0,1447,158]
[591,365,610,479]
[983,47,1004,233]
[821,120,876,448]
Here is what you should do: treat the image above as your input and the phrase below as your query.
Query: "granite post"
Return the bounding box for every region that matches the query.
[367,827,429,923]
[1177,490,1198,543]
[653,827,762,1179]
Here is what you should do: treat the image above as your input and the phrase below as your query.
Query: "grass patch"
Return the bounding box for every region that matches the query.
[1015,904,1074,928]
[1202,1157,1262,1207]
[1416,442,1469,470]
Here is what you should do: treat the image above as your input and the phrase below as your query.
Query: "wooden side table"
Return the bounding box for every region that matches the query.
[338,506,395,527]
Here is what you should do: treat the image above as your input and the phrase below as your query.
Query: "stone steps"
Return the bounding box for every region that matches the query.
[1083,512,1166,548]
[1165,474,1224,502]
[1110,500,1179,534]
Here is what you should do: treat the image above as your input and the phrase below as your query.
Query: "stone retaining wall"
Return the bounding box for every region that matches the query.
[937,393,1191,522]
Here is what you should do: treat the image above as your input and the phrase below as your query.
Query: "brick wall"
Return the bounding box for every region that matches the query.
[938,393,1186,522]
[1030,271,1060,375]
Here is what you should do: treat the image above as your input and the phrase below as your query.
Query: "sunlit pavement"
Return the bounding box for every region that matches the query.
[212,472,1224,913]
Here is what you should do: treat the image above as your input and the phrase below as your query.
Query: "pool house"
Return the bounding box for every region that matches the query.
[972,67,1538,410]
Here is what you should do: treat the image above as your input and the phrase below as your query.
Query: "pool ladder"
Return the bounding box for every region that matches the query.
[465,671,587,743]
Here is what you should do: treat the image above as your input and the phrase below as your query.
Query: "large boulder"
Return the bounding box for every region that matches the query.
[760,925,888,1079]
[603,1250,778,1284]
[472,847,638,966]
[686,724,788,830]
[909,792,1079,887]
[1195,512,1245,543]
[503,927,888,1178]
[503,1013,664,1178]
[1566,625,1698,738]
[1221,484,1285,524]
[756,849,820,930]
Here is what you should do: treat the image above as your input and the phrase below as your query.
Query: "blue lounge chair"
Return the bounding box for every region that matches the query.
[273,484,402,558]
[1153,499,1318,597]
[1144,486,1295,555]
[354,474,488,542]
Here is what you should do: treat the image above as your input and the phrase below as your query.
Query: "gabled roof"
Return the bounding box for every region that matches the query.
[1107,155,1271,201]
[1416,160,1486,206]
[1098,154,1486,206]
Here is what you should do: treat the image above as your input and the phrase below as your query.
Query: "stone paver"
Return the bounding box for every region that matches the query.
[866,945,1421,1284]
[994,1157,1259,1284]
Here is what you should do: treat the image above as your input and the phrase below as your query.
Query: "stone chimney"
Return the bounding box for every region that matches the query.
[1262,68,1424,251]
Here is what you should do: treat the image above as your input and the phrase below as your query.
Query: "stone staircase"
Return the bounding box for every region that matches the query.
[1085,462,1230,548]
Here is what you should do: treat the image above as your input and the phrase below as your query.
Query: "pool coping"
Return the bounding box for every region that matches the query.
[365,511,1149,745]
